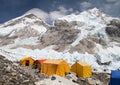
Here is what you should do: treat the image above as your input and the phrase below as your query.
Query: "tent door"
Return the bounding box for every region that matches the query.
[26,60,29,66]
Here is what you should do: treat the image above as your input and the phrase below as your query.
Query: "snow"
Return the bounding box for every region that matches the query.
[0,13,47,36]
[71,27,89,47]
[0,37,39,49]
[0,23,25,36]
[56,8,111,47]
[31,25,47,34]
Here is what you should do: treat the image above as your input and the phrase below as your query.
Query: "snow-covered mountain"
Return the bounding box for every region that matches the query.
[0,8,120,73]
[0,13,48,49]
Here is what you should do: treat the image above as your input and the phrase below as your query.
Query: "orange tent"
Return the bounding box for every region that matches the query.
[71,62,92,78]
[33,59,46,69]
[20,57,35,66]
[41,60,70,76]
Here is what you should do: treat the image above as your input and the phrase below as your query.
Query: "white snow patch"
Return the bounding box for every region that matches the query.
[0,37,39,49]
[31,25,47,34]
[0,23,25,36]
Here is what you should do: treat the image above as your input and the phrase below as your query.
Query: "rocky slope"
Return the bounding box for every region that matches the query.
[0,55,36,85]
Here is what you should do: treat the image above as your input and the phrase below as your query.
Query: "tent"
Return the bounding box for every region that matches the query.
[20,57,35,66]
[109,70,120,85]
[41,60,70,76]
[33,59,46,69]
[71,62,92,78]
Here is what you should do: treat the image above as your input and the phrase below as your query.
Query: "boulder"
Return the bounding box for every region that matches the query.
[106,19,120,37]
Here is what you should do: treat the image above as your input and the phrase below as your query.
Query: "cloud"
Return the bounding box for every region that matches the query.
[49,11,66,20]
[49,6,73,20]
[25,8,49,20]
[106,0,118,2]
[25,6,74,23]
[100,0,120,17]
[80,1,92,11]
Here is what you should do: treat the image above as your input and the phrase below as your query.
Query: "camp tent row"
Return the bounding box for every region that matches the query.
[20,57,92,78]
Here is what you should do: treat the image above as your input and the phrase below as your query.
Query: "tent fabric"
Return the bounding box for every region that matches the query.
[33,59,46,69]
[109,70,120,85]
[41,60,70,76]
[71,62,92,78]
[20,57,35,66]
[37,59,46,63]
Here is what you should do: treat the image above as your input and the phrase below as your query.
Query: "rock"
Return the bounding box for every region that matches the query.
[96,80,102,85]
[11,72,17,76]
[51,76,56,80]
[106,19,120,37]
[23,80,30,83]
[5,65,11,72]
[65,72,78,81]
[95,53,112,65]
[70,38,95,53]
[106,75,110,79]
[110,19,120,28]
[40,27,79,51]
[106,25,120,37]
[0,55,38,85]
[87,78,93,85]
[12,62,19,66]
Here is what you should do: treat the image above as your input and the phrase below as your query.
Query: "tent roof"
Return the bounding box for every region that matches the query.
[111,70,120,78]
[37,59,46,63]
[77,62,90,66]
[43,60,65,64]
[20,56,34,61]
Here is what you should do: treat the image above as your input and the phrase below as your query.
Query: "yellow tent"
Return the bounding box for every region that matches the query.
[71,62,92,78]
[41,60,70,76]
[20,57,35,66]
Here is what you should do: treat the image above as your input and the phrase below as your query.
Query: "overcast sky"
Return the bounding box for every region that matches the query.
[0,0,120,24]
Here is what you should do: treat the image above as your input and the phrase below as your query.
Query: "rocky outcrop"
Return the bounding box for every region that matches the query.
[106,19,120,37]
[0,55,38,85]
[54,20,84,29]
[70,38,96,53]
[41,27,80,49]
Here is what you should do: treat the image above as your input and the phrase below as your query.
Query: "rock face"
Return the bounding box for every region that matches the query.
[0,55,36,85]
[54,20,84,29]
[40,27,80,51]
[70,38,96,53]
[106,19,120,37]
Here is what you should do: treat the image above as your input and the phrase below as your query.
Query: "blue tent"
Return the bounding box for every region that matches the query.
[109,70,120,85]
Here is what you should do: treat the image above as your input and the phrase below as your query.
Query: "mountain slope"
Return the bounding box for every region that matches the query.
[0,14,48,49]
[0,8,120,73]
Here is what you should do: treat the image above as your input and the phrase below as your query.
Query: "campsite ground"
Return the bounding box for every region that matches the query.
[0,55,110,85]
